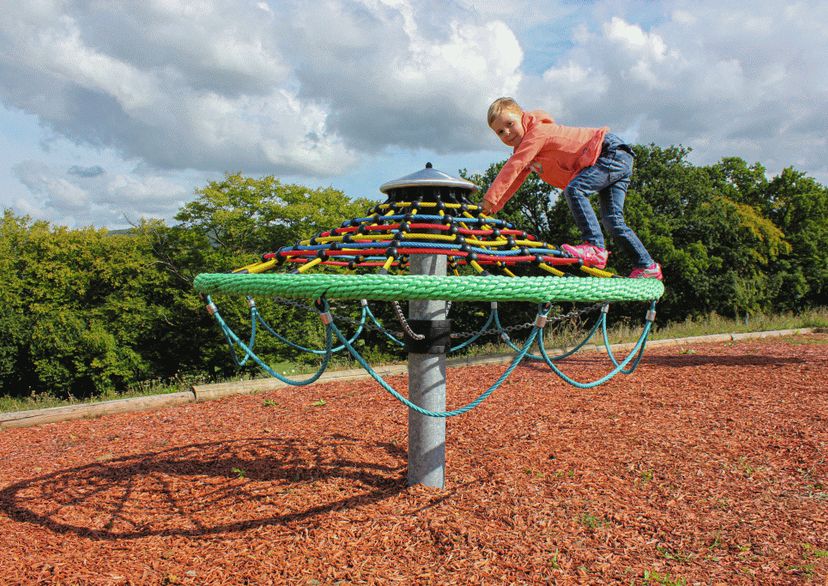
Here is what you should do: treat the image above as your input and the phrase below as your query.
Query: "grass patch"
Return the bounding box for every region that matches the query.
[656,544,693,563]
[621,307,827,344]
[1,372,217,414]
[641,570,687,585]
[577,511,607,530]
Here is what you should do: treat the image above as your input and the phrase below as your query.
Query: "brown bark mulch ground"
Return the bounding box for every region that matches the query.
[1,334,826,585]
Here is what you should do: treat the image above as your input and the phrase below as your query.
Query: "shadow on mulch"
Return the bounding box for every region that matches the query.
[0,435,407,540]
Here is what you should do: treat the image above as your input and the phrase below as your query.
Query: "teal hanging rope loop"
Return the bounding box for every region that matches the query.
[493,303,606,361]
[323,298,552,417]
[254,301,369,354]
[449,305,497,352]
[600,300,656,375]
[205,295,335,386]
[365,304,405,347]
[535,301,656,388]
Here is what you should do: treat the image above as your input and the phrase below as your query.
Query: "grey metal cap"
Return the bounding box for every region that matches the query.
[379,162,478,194]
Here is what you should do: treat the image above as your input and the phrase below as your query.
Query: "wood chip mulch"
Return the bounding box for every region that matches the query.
[1,334,826,585]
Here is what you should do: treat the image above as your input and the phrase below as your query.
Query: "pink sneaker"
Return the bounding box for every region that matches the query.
[629,262,663,280]
[561,243,609,269]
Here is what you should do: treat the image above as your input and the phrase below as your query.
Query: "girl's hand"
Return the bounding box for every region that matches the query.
[481,201,494,215]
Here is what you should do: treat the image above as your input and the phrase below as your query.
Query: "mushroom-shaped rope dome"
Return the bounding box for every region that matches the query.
[193,163,664,303]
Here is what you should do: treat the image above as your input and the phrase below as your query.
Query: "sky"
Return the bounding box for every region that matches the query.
[0,0,826,229]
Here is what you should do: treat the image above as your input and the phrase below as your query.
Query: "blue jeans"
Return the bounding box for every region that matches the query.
[563,133,654,268]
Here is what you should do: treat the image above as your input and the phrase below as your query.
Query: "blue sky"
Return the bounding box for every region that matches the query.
[1,0,825,228]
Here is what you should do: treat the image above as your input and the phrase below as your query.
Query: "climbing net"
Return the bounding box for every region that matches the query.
[233,199,616,278]
[195,193,664,417]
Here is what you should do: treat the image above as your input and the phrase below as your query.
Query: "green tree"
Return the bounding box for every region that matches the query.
[0,211,32,390]
[175,172,373,262]
[763,168,828,309]
[1,216,176,397]
[629,147,788,319]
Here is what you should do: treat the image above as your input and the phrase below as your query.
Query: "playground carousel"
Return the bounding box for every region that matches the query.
[194,164,664,487]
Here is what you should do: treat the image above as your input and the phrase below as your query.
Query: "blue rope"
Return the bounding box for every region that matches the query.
[346,214,513,226]
[283,241,566,257]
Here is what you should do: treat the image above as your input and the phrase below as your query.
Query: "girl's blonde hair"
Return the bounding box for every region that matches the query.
[487,97,523,126]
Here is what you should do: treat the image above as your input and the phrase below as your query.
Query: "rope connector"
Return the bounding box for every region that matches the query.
[360,299,369,307]
[246,297,256,308]
[601,303,610,314]
[534,314,548,328]
[490,301,498,310]
[319,312,333,325]
[205,302,218,316]
[646,308,657,322]
[500,331,511,342]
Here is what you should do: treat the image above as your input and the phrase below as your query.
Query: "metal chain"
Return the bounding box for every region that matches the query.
[273,296,407,338]
[392,300,425,340]
[450,302,607,338]
[272,296,606,342]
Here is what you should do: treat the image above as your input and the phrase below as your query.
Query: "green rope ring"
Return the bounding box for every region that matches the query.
[194,273,664,303]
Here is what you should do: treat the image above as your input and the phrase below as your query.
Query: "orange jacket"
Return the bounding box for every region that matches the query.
[483,110,608,213]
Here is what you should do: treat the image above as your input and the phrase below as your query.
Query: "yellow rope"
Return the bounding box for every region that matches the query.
[297,258,323,273]
[233,258,278,274]
[538,263,566,277]
[580,266,615,278]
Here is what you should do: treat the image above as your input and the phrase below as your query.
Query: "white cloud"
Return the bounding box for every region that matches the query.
[11,159,190,227]
[14,160,90,211]
[1,0,826,229]
[0,0,522,173]
[524,1,828,179]
[281,0,523,151]
[0,1,525,225]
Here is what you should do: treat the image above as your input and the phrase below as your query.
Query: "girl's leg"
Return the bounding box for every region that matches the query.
[563,165,607,249]
[597,149,654,268]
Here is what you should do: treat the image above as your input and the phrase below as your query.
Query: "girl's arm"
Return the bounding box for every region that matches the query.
[482,133,544,214]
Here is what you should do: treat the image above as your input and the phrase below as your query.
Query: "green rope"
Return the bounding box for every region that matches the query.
[194,273,664,303]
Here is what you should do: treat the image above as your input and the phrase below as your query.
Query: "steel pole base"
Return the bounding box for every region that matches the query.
[407,255,447,489]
